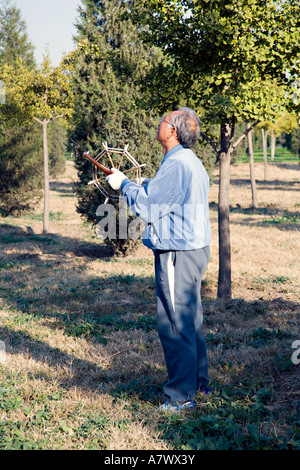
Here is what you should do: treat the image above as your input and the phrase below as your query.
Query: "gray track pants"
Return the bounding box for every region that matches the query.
[155,246,210,405]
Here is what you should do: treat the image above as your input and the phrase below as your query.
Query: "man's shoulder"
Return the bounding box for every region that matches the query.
[170,147,203,170]
[165,146,194,163]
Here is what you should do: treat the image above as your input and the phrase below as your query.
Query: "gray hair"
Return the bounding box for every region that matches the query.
[168,107,201,148]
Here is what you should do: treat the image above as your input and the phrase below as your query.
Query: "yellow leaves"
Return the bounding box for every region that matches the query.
[0,55,74,124]
[0,59,34,123]
[78,39,102,60]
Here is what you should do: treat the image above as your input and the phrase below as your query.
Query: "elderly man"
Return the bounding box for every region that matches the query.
[106,107,212,412]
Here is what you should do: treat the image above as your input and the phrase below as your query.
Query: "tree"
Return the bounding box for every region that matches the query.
[23,54,74,233]
[0,1,43,214]
[257,111,298,179]
[133,0,300,299]
[0,0,35,68]
[71,0,163,254]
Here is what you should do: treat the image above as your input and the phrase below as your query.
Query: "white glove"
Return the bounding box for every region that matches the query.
[134,177,151,186]
[106,168,127,191]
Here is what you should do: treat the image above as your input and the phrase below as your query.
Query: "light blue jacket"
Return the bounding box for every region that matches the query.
[121,144,212,252]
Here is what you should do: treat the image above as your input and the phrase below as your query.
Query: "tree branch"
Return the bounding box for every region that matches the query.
[33,117,43,125]
[233,119,260,148]
[51,114,65,121]
[200,131,219,154]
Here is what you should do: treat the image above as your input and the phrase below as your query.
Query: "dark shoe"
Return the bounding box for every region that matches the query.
[198,385,212,395]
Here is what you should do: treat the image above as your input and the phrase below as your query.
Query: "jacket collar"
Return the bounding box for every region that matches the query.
[162,144,185,164]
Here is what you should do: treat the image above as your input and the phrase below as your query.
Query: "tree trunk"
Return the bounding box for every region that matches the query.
[261,128,268,180]
[247,122,258,209]
[217,123,232,300]
[270,130,275,161]
[42,119,50,234]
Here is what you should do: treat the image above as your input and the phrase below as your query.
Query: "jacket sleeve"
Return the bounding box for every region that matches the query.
[121,162,186,223]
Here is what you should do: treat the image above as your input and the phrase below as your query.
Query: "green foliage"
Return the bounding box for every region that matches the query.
[134,0,299,125]
[257,112,298,136]
[0,117,43,216]
[133,0,300,299]
[22,53,74,124]
[286,127,300,158]
[0,0,35,68]
[48,120,67,177]
[0,1,43,214]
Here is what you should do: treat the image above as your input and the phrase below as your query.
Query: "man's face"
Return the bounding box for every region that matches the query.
[156,114,173,144]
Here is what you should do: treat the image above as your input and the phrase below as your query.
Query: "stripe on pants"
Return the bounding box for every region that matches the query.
[167,252,175,312]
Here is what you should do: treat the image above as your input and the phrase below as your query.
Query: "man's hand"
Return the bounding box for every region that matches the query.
[106,168,127,191]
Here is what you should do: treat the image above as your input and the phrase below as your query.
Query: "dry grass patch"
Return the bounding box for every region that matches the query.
[0,160,299,450]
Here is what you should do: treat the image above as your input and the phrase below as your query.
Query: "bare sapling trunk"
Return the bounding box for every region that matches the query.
[261,128,268,180]
[270,130,275,161]
[217,123,232,300]
[247,122,258,209]
[43,119,50,234]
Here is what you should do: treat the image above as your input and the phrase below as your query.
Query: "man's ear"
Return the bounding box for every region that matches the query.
[168,125,177,139]
[171,126,178,140]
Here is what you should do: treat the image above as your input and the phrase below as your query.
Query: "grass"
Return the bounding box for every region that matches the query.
[0,160,299,450]
[25,211,64,222]
[239,147,298,163]
[262,214,300,225]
